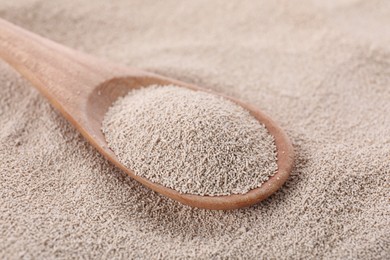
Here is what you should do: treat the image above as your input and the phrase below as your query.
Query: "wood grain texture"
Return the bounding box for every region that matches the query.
[0,18,294,210]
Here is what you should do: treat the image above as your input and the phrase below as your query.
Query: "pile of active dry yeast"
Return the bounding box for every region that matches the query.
[102,85,277,196]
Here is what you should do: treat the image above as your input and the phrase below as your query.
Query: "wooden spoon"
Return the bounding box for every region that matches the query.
[0,18,293,210]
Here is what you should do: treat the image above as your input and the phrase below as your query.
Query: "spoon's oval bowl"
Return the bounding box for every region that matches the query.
[85,74,294,210]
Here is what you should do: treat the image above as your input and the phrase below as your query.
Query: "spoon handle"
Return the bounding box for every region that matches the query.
[0,18,119,125]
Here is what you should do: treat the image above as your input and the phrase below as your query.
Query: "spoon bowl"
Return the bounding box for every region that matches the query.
[0,18,294,210]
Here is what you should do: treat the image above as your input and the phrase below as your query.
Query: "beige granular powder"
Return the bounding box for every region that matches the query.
[1,1,390,259]
[102,85,278,196]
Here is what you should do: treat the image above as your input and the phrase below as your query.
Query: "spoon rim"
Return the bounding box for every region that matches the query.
[96,79,294,210]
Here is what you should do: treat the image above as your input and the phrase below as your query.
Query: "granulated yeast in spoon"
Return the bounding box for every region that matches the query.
[102,85,277,196]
